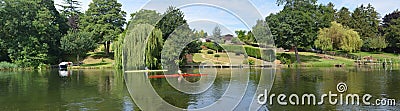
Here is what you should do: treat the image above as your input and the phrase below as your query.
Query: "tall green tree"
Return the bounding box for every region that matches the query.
[57,0,81,30]
[335,7,352,27]
[268,0,321,63]
[60,31,97,63]
[115,9,162,69]
[145,27,163,69]
[162,24,196,67]
[382,10,400,52]
[316,2,336,28]
[0,0,67,67]
[156,6,187,41]
[252,20,273,45]
[129,9,161,27]
[80,0,126,56]
[384,18,400,50]
[382,10,400,27]
[350,4,380,50]
[212,25,222,38]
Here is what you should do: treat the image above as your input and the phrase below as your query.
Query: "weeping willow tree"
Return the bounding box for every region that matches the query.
[145,28,163,69]
[113,32,125,69]
[121,24,163,70]
[315,21,363,52]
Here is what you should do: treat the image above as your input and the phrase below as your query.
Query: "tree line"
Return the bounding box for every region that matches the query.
[267,0,400,63]
[1,0,399,68]
[0,0,125,68]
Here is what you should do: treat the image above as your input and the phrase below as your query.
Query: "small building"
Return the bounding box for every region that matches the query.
[223,34,234,44]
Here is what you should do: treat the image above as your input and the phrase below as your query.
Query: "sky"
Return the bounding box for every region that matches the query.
[54,0,400,35]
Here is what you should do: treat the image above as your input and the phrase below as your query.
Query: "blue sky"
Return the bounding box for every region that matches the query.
[54,0,400,35]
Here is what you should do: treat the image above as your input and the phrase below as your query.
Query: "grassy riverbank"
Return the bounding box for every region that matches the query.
[280,52,355,67]
[69,52,114,69]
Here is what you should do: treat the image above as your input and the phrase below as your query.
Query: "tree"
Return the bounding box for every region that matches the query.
[194,30,207,38]
[212,25,222,38]
[60,31,97,63]
[335,7,352,27]
[341,29,363,53]
[252,20,273,45]
[161,24,196,67]
[384,18,400,49]
[0,0,67,67]
[314,21,363,52]
[57,0,81,31]
[268,0,320,63]
[80,0,126,56]
[145,27,163,69]
[382,10,400,27]
[350,4,380,50]
[114,9,161,69]
[235,30,247,43]
[156,6,187,41]
[364,36,387,52]
[129,9,161,27]
[314,28,333,51]
[316,2,336,28]
[246,31,255,44]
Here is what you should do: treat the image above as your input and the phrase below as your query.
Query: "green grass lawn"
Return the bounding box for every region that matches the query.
[279,52,355,67]
[350,52,400,60]
[70,52,114,69]
[192,49,265,65]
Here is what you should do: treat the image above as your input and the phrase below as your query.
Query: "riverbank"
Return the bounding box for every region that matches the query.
[68,52,114,69]
[193,50,400,67]
[2,50,399,70]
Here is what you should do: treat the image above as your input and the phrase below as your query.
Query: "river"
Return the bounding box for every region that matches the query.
[0,67,399,110]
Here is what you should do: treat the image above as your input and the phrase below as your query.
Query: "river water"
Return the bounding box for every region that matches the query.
[0,67,399,110]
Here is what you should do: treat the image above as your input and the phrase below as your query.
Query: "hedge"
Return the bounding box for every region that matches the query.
[203,43,275,62]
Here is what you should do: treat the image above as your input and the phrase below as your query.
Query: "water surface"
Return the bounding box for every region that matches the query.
[0,67,399,110]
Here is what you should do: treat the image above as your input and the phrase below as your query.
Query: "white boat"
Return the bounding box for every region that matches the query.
[59,62,73,69]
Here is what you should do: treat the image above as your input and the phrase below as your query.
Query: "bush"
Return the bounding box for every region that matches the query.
[248,59,255,65]
[214,54,220,58]
[278,53,292,64]
[207,50,214,54]
[235,51,242,56]
[0,62,18,70]
[242,59,255,65]
[203,42,223,52]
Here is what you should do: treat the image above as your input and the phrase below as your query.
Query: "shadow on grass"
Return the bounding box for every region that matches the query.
[84,52,114,60]
[287,53,321,63]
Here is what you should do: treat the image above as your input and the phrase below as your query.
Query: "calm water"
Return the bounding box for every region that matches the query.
[0,67,399,110]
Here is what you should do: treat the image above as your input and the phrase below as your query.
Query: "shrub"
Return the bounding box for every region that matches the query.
[278,53,292,64]
[248,59,255,65]
[203,42,223,52]
[214,54,220,58]
[0,62,18,70]
[242,59,255,65]
[207,50,214,54]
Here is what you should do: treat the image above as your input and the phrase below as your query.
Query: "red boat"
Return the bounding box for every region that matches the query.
[148,74,207,79]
